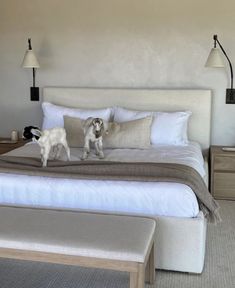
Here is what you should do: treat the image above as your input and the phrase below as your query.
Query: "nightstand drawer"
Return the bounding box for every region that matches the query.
[214,156,235,171]
[214,172,235,199]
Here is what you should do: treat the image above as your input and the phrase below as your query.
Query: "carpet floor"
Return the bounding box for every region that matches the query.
[0,200,234,288]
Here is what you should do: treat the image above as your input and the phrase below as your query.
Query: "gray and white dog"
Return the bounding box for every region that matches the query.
[81,117,108,160]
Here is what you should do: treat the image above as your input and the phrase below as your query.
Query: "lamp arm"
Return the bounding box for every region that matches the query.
[28,38,32,50]
[32,67,36,87]
[215,37,233,90]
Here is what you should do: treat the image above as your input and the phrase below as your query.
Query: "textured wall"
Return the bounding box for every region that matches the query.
[0,0,235,145]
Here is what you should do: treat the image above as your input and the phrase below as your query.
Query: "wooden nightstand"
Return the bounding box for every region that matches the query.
[0,138,29,155]
[210,145,235,200]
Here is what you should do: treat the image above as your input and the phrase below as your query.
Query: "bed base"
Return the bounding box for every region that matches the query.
[155,212,206,273]
[41,87,211,273]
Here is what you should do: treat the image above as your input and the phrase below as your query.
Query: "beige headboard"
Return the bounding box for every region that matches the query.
[43,87,212,152]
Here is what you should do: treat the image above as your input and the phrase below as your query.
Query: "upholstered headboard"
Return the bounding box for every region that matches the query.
[43,87,212,152]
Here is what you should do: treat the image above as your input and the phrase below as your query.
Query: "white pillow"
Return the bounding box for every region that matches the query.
[114,106,152,122]
[42,102,113,130]
[114,106,191,146]
[152,111,191,146]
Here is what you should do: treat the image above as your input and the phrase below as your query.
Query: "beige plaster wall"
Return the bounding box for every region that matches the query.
[0,0,235,145]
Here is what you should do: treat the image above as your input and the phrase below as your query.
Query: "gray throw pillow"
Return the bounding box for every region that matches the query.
[103,116,152,149]
[64,115,84,147]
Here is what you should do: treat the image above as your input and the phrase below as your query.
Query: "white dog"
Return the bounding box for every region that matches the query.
[23,126,70,167]
[81,117,108,160]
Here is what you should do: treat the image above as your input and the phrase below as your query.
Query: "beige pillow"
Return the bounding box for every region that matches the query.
[104,116,152,149]
[64,115,84,147]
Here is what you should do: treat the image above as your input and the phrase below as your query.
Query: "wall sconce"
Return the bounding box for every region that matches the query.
[22,38,40,101]
[205,35,235,104]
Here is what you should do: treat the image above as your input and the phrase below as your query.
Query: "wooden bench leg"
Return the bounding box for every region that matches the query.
[130,271,138,288]
[130,263,145,288]
[137,263,145,288]
[145,243,155,285]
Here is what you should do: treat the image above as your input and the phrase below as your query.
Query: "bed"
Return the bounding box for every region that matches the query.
[0,87,213,274]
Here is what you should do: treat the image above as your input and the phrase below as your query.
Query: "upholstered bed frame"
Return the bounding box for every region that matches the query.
[43,87,212,274]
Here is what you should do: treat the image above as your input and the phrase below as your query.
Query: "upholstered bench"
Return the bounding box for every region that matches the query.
[0,207,156,288]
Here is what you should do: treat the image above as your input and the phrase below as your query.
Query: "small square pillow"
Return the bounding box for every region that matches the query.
[64,116,84,147]
[103,116,152,149]
[42,102,112,130]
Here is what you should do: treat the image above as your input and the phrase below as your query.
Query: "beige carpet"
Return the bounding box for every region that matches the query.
[151,200,235,287]
[0,200,234,288]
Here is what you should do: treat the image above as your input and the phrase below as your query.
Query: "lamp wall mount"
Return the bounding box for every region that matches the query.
[213,35,235,104]
[206,34,235,104]
[22,38,40,101]
[226,89,235,104]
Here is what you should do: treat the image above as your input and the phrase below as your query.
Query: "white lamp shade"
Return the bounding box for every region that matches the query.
[205,48,225,68]
[21,49,40,68]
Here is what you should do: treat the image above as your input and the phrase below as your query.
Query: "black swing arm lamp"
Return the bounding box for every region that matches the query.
[22,38,40,101]
[205,34,235,104]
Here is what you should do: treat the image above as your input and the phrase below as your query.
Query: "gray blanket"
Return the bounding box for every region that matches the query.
[0,156,221,223]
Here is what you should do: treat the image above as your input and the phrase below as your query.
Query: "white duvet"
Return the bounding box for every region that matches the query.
[0,142,206,218]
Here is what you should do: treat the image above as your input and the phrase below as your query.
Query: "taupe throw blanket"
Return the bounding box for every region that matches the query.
[0,156,221,224]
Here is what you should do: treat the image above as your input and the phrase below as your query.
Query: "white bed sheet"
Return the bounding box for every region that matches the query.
[0,142,206,218]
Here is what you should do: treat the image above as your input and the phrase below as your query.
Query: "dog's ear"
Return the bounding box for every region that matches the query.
[22,126,32,140]
[31,128,42,138]
[82,117,93,132]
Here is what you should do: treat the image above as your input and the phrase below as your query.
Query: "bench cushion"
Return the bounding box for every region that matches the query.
[0,207,155,263]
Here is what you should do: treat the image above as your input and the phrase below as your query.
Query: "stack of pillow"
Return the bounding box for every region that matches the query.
[42,102,192,149]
